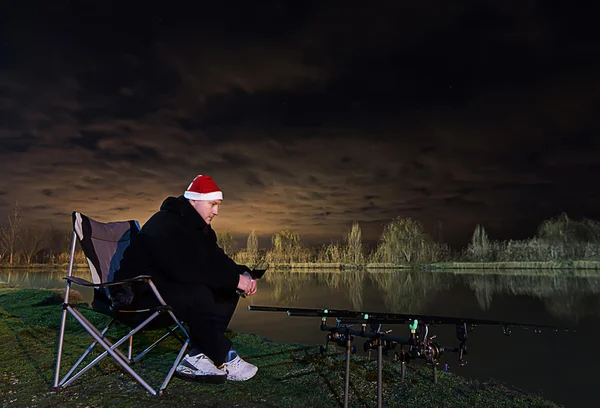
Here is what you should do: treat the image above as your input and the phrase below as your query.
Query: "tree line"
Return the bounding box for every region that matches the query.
[1,201,599,266]
[220,213,600,266]
[0,204,74,265]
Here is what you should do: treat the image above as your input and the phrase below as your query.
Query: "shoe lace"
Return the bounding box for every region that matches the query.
[189,354,209,365]
[224,357,241,368]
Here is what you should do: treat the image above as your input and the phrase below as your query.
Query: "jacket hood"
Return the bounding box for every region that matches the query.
[160,195,209,229]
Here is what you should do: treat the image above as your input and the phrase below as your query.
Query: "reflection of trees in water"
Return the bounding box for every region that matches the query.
[264,270,365,309]
[461,273,600,322]
[323,271,364,310]
[263,271,309,303]
[542,293,600,322]
[0,268,89,289]
[261,270,600,321]
[7,268,600,322]
[367,270,453,313]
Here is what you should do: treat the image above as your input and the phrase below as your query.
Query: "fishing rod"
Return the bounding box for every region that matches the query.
[249,305,572,332]
[248,305,574,408]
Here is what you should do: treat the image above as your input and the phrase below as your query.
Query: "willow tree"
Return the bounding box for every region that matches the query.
[373,216,434,264]
[269,229,304,263]
[535,213,600,260]
[216,231,238,256]
[317,242,345,263]
[537,213,600,244]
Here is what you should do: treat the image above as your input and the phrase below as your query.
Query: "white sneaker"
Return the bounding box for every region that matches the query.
[222,350,258,381]
[175,353,227,383]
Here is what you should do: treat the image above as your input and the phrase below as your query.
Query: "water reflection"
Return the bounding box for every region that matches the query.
[262,269,600,322]
[263,270,366,310]
[461,273,600,321]
[367,271,453,313]
[0,268,88,289]
[0,268,93,301]
[3,267,600,322]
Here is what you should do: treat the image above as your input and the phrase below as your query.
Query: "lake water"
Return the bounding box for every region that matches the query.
[2,267,599,407]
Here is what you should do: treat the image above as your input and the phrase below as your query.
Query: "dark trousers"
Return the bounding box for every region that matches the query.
[128,283,239,367]
[168,285,239,366]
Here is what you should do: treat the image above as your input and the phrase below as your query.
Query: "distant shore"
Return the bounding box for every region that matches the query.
[270,260,600,271]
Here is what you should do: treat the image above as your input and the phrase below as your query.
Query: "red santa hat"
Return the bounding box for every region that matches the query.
[184,175,223,201]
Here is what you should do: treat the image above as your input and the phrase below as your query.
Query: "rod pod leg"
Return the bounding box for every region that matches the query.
[343,332,351,408]
[377,337,383,408]
[400,346,406,379]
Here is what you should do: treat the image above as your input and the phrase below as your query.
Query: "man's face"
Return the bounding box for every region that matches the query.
[189,199,222,225]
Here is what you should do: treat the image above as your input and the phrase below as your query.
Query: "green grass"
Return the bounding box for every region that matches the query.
[0,284,560,407]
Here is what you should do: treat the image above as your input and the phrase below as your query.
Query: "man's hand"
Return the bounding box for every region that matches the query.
[237,272,257,296]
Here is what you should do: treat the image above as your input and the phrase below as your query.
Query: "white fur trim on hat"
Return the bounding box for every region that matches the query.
[184,191,223,200]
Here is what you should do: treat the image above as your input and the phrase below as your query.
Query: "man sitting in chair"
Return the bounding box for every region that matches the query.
[113,174,258,383]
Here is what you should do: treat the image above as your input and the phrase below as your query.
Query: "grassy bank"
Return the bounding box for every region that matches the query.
[0,285,560,407]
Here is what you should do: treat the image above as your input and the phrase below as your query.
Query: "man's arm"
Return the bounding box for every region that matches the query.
[142,221,240,291]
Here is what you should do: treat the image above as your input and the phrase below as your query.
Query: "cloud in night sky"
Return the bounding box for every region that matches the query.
[1,1,600,247]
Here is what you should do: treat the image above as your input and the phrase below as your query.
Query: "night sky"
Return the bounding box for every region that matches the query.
[2,1,600,248]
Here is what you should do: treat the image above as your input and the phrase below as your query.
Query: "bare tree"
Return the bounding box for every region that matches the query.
[0,202,23,264]
[20,226,47,264]
[44,226,73,263]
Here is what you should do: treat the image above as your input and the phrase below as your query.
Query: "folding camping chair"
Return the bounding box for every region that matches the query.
[53,212,190,396]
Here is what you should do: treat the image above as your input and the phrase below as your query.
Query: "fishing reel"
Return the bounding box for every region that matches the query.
[320,321,357,355]
[422,336,443,365]
[401,320,427,361]
[402,324,443,365]
[363,324,397,355]
[326,330,356,349]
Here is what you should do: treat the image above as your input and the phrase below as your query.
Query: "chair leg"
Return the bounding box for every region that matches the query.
[54,233,78,390]
[53,307,69,390]
[132,325,179,363]
[55,290,192,395]
[57,320,115,387]
[66,305,158,396]
[160,338,190,394]
[59,312,132,389]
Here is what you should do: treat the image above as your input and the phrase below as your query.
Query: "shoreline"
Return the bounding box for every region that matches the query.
[2,261,600,277]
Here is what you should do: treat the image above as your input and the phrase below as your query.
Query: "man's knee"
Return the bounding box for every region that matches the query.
[168,284,237,317]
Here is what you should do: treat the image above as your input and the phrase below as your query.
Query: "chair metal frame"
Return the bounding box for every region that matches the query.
[53,212,190,396]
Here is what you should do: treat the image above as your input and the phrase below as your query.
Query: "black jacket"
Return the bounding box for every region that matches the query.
[114,196,247,300]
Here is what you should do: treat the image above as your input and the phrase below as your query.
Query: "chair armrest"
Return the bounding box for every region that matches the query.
[121,275,153,283]
[64,276,96,286]
[64,275,153,288]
